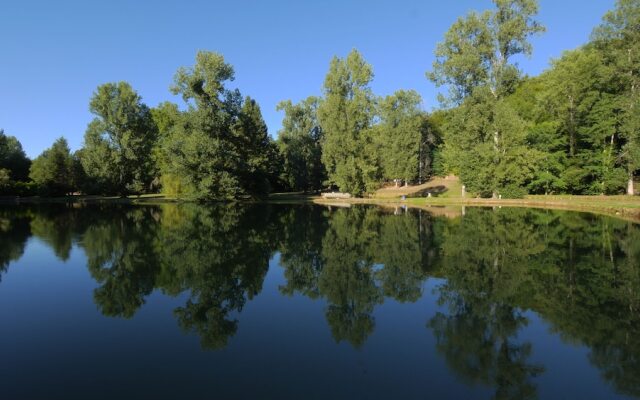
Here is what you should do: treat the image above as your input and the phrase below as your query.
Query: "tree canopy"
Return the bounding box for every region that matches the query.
[81,82,157,195]
[29,137,75,196]
[3,0,639,198]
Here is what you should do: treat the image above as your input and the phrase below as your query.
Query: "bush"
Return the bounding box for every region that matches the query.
[0,180,39,197]
[499,184,528,199]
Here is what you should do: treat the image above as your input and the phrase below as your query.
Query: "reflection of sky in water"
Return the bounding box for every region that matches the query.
[0,204,636,399]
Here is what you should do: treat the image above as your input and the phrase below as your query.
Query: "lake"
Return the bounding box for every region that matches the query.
[0,203,638,399]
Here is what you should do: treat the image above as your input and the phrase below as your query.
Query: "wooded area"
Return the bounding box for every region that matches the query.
[0,0,638,200]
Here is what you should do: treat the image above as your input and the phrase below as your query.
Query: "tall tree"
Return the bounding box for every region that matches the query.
[593,0,640,195]
[376,90,425,186]
[150,101,182,195]
[233,96,276,196]
[318,49,378,196]
[428,0,545,197]
[166,51,272,200]
[29,137,75,196]
[81,82,157,195]
[276,96,325,192]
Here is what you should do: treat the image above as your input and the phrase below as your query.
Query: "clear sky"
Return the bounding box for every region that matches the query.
[1,0,616,158]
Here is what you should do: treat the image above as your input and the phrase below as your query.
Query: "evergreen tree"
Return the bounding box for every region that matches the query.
[29,137,75,196]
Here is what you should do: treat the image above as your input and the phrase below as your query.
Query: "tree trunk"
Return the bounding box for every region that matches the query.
[628,174,635,196]
[568,96,576,157]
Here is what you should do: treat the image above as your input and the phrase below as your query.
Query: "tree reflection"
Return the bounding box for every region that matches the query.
[29,205,78,261]
[428,208,545,399]
[278,206,436,347]
[155,204,274,349]
[0,202,638,395]
[429,208,640,398]
[80,206,160,318]
[0,207,31,281]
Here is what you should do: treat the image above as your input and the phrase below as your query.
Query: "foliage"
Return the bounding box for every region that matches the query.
[317,49,379,196]
[276,97,326,192]
[5,0,640,198]
[0,129,31,183]
[81,82,157,195]
[375,90,426,185]
[29,137,76,196]
[164,51,276,200]
[428,0,545,197]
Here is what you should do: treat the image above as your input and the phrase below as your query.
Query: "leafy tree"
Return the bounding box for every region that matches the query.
[276,97,326,192]
[0,129,31,182]
[233,96,276,196]
[318,49,379,196]
[376,90,425,186]
[428,0,545,197]
[81,82,157,195]
[150,101,183,195]
[29,137,75,196]
[166,51,273,200]
[593,0,640,195]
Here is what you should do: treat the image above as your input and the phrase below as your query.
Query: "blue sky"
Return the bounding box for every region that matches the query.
[1,0,615,158]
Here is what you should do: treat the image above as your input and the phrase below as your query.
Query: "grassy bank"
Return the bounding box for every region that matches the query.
[0,194,178,205]
[3,186,639,224]
[313,194,640,223]
[305,176,640,223]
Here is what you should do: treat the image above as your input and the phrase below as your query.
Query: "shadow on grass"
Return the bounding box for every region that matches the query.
[407,185,448,198]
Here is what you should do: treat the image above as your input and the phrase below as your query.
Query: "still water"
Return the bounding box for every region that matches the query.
[0,203,638,399]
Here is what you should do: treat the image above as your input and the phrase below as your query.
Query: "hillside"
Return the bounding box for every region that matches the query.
[374,176,463,199]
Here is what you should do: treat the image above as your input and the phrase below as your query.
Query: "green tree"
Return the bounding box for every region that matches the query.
[276,96,326,192]
[593,0,640,195]
[166,51,273,200]
[29,137,75,196]
[428,0,545,197]
[318,49,378,196]
[233,96,276,196]
[515,51,605,194]
[376,90,425,186]
[150,101,183,195]
[81,82,157,195]
[0,129,31,182]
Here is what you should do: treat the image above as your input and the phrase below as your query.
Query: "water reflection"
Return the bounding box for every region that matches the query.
[0,203,639,397]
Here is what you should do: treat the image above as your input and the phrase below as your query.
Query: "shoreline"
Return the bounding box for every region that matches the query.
[313,196,640,224]
[2,193,640,224]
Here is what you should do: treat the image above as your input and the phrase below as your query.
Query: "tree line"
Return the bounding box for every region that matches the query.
[1,0,638,199]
